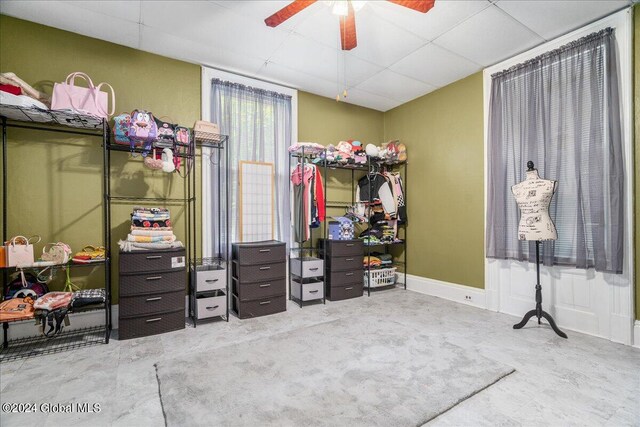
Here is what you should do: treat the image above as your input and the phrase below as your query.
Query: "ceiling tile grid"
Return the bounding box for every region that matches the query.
[0,0,634,111]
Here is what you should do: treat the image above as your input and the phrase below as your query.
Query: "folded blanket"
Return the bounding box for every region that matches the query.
[133,207,169,214]
[118,240,184,252]
[131,219,172,228]
[127,234,176,243]
[131,214,170,221]
[130,229,174,237]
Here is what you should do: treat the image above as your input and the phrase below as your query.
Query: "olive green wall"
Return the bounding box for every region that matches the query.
[383,73,485,288]
[0,15,200,301]
[298,91,384,208]
[634,4,639,320]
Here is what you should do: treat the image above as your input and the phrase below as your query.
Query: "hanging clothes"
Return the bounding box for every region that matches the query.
[356,173,395,216]
[291,163,325,242]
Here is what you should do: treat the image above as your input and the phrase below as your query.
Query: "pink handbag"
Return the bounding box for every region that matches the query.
[51,72,115,119]
[6,235,36,267]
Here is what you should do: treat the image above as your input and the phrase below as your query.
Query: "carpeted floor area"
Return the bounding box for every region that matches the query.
[1,288,639,426]
[155,316,514,426]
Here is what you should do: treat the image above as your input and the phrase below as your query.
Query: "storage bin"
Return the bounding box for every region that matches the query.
[195,265,227,292]
[195,290,227,320]
[291,257,323,279]
[291,278,324,302]
[364,267,397,288]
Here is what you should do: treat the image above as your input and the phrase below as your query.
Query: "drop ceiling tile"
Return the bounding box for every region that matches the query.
[341,88,401,112]
[256,62,337,99]
[212,0,317,31]
[291,6,342,49]
[390,43,481,87]
[140,1,289,61]
[355,69,435,103]
[496,0,631,40]
[368,0,492,42]
[434,5,544,67]
[268,33,383,87]
[347,7,427,68]
[0,0,139,48]
[140,26,266,76]
[61,1,141,23]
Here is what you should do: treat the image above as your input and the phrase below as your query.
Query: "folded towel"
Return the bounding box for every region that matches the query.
[131,214,170,221]
[131,226,173,231]
[131,219,172,228]
[127,234,176,243]
[130,229,174,237]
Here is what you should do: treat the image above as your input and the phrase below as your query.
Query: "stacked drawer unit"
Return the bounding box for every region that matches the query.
[119,248,186,340]
[190,260,228,325]
[231,240,287,319]
[319,239,364,301]
[290,256,324,305]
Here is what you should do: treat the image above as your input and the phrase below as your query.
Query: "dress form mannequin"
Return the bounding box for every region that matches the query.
[511,161,567,338]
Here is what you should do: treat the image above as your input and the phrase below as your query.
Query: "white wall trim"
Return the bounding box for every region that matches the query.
[406,274,486,310]
[634,321,640,349]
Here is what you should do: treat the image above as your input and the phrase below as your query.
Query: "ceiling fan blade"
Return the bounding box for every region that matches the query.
[386,0,435,13]
[265,0,317,27]
[339,1,357,50]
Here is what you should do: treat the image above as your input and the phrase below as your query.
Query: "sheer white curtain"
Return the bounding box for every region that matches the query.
[209,78,292,246]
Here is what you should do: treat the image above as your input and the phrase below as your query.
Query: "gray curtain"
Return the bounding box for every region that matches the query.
[486,28,624,274]
[211,78,291,245]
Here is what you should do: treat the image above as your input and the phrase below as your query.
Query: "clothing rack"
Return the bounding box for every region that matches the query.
[321,157,407,297]
[0,106,111,362]
[289,147,327,307]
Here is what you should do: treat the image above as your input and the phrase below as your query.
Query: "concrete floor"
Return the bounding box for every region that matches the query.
[1,288,639,426]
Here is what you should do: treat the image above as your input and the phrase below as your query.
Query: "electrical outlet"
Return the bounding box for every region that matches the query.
[464,295,473,301]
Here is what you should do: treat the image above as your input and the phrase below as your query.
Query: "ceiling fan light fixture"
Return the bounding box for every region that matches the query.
[327,1,367,16]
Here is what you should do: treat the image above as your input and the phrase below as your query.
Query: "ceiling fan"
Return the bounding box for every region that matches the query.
[264,0,436,50]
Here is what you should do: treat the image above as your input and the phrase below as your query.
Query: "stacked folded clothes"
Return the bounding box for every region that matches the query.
[118,207,184,252]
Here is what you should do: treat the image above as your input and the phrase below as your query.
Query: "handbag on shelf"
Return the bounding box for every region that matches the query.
[144,148,164,170]
[154,116,176,148]
[70,288,106,310]
[0,296,36,322]
[6,235,38,267]
[129,110,157,157]
[173,126,191,173]
[51,72,115,119]
[4,271,49,300]
[194,120,221,143]
[41,242,72,265]
[113,112,132,146]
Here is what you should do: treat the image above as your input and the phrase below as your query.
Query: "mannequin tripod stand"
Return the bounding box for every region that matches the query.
[513,240,568,338]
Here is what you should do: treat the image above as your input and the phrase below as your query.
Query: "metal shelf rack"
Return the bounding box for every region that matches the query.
[189,134,230,325]
[289,148,327,307]
[319,156,407,297]
[0,105,112,362]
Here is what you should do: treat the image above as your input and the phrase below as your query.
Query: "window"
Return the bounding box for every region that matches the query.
[486,28,624,274]
[201,68,297,255]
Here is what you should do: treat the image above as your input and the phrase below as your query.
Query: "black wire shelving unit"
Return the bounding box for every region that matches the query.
[289,148,327,308]
[189,133,230,325]
[320,156,408,297]
[0,104,112,362]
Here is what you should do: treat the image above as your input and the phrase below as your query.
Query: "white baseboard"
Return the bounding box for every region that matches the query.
[634,321,640,348]
[405,274,486,310]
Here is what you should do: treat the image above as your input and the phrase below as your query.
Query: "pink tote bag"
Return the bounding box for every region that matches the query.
[51,72,115,119]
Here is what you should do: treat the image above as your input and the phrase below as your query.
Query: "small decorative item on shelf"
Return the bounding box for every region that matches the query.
[328,216,354,240]
[128,109,158,156]
[72,245,105,264]
[153,116,176,149]
[194,120,222,144]
[113,112,132,145]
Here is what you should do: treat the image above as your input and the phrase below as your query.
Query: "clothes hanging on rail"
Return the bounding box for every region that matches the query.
[356,173,395,216]
[291,163,325,242]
